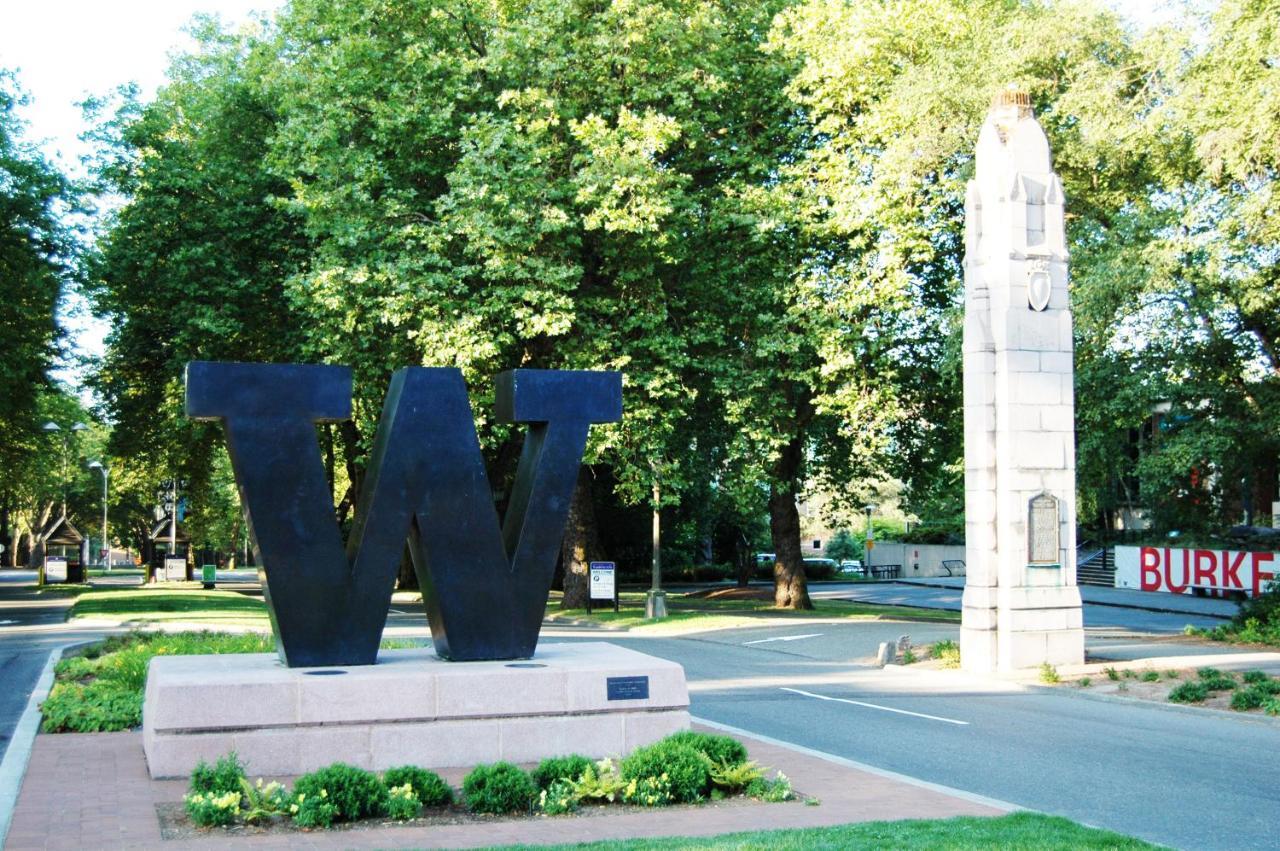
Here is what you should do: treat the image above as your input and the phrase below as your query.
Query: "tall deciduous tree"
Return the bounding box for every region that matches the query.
[0,70,76,565]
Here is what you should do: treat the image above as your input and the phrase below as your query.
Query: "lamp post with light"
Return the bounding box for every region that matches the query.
[863,503,877,572]
[41,420,88,514]
[88,461,110,571]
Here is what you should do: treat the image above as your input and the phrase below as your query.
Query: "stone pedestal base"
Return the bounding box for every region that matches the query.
[997,585,1084,671]
[142,642,689,778]
[962,584,1083,672]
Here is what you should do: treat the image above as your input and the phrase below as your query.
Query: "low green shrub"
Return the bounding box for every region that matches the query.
[1104,667,1120,681]
[1241,670,1273,685]
[382,765,452,808]
[1168,681,1209,703]
[709,759,764,793]
[185,790,240,827]
[623,774,673,807]
[931,639,960,668]
[1077,677,1091,688]
[293,763,388,822]
[746,771,794,802]
[239,778,289,824]
[386,783,420,820]
[1201,673,1237,692]
[1165,670,1180,679]
[568,758,628,804]
[1139,670,1159,683]
[1265,697,1280,716]
[189,753,245,796]
[39,681,143,733]
[1230,686,1269,712]
[462,762,537,814]
[1039,663,1060,684]
[539,779,579,815]
[662,731,748,767]
[621,740,709,803]
[531,754,592,791]
[290,789,337,829]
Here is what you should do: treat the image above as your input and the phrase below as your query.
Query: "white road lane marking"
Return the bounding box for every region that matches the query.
[742,633,824,645]
[780,686,969,726]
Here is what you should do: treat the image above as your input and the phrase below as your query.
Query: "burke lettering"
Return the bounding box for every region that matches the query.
[186,362,622,667]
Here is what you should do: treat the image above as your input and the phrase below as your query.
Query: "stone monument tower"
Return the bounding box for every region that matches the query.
[960,89,1085,673]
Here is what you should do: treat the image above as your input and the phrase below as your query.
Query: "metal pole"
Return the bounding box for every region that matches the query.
[102,468,110,571]
[645,475,667,618]
[169,478,177,554]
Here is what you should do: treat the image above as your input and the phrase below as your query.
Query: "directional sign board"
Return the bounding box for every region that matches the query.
[164,556,187,581]
[588,561,618,613]
[589,562,616,599]
[44,556,67,584]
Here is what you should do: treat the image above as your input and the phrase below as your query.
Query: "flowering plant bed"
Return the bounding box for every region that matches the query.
[166,733,799,837]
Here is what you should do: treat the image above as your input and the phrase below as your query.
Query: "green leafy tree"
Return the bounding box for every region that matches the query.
[0,70,78,565]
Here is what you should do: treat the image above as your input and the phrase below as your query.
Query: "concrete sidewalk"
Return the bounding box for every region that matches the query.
[4,723,1007,850]
[896,577,1239,619]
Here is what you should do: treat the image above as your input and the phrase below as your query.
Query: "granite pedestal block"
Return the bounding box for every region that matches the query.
[142,641,689,778]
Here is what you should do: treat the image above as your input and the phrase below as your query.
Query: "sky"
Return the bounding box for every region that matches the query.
[0,0,1199,390]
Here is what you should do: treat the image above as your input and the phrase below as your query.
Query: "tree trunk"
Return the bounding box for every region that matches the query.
[396,544,419,591]
[1,497,11,568]
[560,466,603,609]
[734,528,752,587]
[769,438,812,610]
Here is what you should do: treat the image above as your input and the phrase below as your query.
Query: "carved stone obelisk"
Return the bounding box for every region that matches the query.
[960,89,1085,673]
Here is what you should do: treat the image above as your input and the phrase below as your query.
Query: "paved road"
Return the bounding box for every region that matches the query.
[810,581,1232,634]
[540,620,1278,850]
[0,572,118,764]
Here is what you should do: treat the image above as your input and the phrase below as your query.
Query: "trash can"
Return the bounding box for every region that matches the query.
[201,564,216,590]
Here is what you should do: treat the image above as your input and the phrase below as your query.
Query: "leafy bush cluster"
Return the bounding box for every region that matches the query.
[536,731,791,815]
[183,754,451,830]
[930,639,960,668]
[42,632,273,733]
[183,731,794,831]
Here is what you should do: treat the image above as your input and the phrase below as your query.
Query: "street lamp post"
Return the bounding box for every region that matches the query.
[88,461,110,571]
[41,421,88,513]
[863,503,877,571]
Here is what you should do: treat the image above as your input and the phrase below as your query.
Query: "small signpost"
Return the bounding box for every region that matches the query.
[164,556,187,582]
[44,556,68,584]
[587,561,618,613]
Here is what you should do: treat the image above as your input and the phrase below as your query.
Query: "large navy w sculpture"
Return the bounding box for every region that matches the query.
[186,362,622,667]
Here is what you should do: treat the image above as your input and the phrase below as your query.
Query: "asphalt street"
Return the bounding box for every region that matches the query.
[809,580,1233,634]
[0,572,118,764]
[542,621,1279,851]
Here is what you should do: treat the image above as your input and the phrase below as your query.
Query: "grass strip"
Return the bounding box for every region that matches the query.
[69,587,268,625]
[481,813,1155,850]
[41,631,427,733]
[544,591,958,633]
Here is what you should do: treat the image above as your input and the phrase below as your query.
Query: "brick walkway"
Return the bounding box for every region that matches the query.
[6,725,1004,849]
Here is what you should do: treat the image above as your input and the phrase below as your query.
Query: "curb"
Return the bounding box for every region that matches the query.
[0,641,81,847]
[691,715,1023,814]
[1020,680,1280,728]
[883,659,1280,729]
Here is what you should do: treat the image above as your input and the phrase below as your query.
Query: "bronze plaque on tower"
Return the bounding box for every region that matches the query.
[1028,492,1060,566]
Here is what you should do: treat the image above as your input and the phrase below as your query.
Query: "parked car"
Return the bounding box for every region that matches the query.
[839,557,870,578]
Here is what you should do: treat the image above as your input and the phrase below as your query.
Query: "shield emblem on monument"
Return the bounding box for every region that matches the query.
[1028,268,1051,312]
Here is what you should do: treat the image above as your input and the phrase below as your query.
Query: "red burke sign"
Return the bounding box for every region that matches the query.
[1115,546,1276,598]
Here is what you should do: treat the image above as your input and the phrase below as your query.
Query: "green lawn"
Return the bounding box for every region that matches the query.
[68,587,269,626]
[41,630,427,733]
[542,591,958,634]
[484,813,1155,850]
